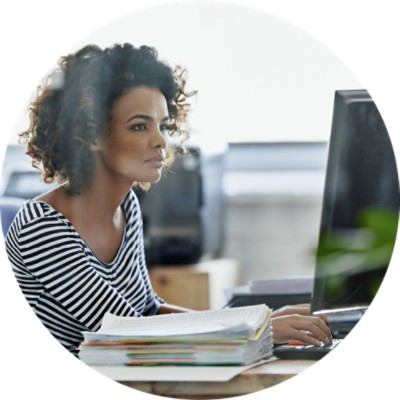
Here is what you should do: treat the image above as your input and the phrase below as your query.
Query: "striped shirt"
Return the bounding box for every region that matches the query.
[5,189,163,356]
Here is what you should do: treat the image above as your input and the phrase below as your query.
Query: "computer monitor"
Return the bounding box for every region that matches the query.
[311,89,400,318]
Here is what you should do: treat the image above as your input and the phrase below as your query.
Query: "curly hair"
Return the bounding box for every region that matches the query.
[19,43,195,194]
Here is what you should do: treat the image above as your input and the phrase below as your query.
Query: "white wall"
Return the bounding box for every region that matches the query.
[8,2,361,146]
[222,194,322,283]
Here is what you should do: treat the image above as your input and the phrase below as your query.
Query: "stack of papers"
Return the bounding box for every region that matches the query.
[79,304,273,366]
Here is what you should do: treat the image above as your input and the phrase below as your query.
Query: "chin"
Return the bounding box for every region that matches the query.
[143,173,163,184]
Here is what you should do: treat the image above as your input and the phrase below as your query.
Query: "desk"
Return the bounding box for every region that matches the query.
[94,358,315,399]
[149,258,240,310]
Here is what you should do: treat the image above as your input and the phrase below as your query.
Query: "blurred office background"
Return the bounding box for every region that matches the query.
[0,136,337,286]
[0,2,362,288]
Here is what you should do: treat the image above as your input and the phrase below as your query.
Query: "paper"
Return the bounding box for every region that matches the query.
[83,304,270,341]
[93,360,268,382]
[79,304,273,367]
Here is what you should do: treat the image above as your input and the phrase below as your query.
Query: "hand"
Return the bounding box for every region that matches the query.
[272,313,332,346]
[272,304,311,318]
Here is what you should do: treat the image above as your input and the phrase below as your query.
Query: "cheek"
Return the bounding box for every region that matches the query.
[106,138,144,165]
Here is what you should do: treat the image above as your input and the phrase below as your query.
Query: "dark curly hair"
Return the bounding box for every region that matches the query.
[19,43,195,194]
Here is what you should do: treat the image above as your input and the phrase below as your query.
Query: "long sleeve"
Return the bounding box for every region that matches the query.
[6,192,161,355]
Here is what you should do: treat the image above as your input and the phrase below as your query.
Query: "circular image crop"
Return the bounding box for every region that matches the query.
[1,2,398,400]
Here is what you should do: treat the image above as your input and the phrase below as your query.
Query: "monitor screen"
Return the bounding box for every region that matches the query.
[311,90,400,314]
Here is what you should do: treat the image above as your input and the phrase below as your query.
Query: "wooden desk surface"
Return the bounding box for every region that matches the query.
[95,358,315,399]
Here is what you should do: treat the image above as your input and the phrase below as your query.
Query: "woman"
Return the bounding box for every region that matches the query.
[6,43,331,356]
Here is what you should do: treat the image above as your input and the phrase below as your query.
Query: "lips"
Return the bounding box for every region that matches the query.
[146,155,165,163]
[145,154,165,168]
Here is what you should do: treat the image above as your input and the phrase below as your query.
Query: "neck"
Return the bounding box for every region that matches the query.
[52,178,128,265]
[77,174,132,222]
[43,174,131,230]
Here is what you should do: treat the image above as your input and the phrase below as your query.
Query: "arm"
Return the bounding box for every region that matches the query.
[10,213,142,331]
[271,303,311,317]
[158,303,194,314]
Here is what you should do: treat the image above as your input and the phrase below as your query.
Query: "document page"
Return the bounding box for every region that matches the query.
[91,304,270,339]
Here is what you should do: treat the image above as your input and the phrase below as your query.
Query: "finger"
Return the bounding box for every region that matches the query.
[292,316,332,344]
[308,315,332,339]
[296,303,311,309]
[317,314,330,325]
[289,330,322,346]
[310,316,332,338]
[284,304,311,316]
[294,305,311,315]
[317,317,333,340]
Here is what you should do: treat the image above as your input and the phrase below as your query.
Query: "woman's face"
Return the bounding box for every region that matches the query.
[94,86,170,185]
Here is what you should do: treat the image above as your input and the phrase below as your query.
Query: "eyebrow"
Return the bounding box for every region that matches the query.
[124,114,170,124]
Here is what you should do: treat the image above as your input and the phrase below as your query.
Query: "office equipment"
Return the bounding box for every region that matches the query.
[274,89,400,360]
[135,145,226,267]
[0,144,57,199]
[79,304,273,366]
[0,196,25,236]
[312,89,399,316]
[224,277,312,309]
[273,339,342,360]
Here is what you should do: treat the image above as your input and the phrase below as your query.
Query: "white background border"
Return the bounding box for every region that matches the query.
[1,1,399,399]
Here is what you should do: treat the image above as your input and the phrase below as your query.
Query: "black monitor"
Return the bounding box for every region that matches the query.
[311,90,400,318]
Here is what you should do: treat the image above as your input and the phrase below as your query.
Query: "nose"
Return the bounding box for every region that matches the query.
[152,127,168,150]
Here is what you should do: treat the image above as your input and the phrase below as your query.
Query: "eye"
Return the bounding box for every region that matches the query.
[129,123,147,132]
[160,123,175,135]
[160,124,170,133]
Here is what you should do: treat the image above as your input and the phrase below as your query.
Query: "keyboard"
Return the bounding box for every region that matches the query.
[273,339,342,360]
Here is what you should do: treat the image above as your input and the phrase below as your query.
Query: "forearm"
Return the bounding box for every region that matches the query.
[158,303,194,314]
[271,304,311,318]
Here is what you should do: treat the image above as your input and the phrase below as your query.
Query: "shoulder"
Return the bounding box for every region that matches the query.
[122,189,142,216]
[122,189,144,237]
[124,188,140,206]
[15,201,53,226]
[9,200,69,238]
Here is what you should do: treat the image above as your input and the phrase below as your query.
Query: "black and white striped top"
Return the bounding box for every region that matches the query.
[6,189,163,356]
